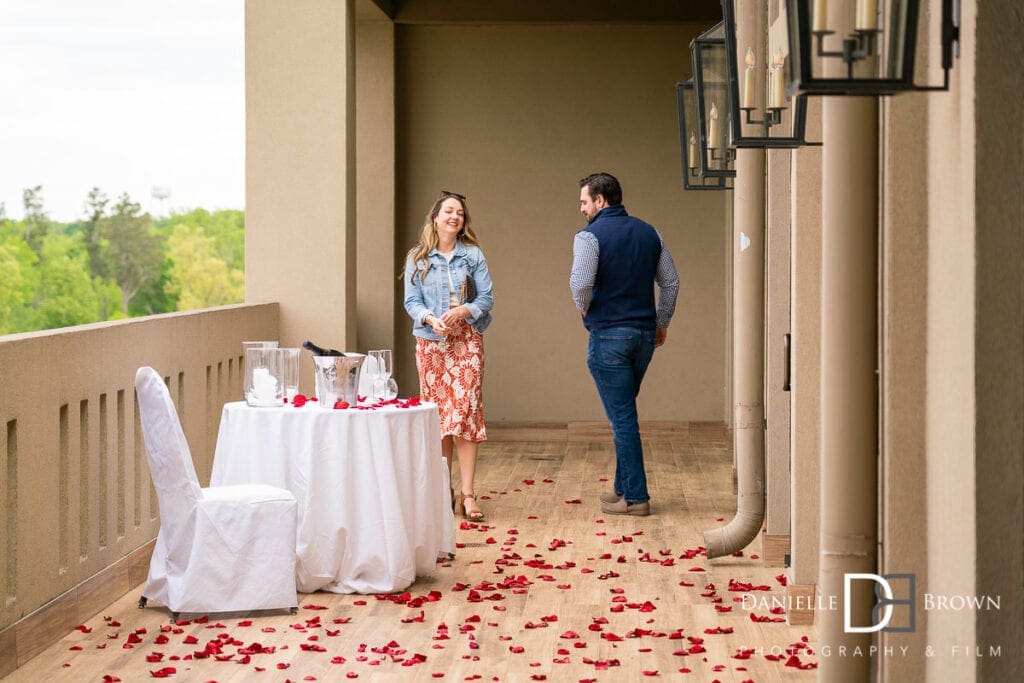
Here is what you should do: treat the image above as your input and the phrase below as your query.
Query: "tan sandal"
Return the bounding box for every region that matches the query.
[460,492,485,521]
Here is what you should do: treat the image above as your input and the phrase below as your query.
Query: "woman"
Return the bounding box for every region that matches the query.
[403,190,494,521]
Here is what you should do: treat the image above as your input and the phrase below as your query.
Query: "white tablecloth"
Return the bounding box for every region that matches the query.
[211,401,454,594]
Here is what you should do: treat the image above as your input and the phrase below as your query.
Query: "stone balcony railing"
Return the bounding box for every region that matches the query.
[0,303,278,674]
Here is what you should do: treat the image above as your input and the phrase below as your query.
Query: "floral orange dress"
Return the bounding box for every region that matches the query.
[415,320,487,442]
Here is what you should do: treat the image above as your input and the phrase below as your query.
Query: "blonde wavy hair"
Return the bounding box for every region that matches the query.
[407,191,480,284]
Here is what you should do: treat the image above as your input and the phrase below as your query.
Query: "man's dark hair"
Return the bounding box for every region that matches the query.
[579,172,622,206]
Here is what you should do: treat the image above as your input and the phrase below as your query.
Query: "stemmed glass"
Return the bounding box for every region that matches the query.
[369,349,397,400]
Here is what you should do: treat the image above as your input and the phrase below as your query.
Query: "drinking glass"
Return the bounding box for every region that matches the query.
[376,349,393,382]
[278,347,301,400]
[367,350,384,400]
[376,349,397,400]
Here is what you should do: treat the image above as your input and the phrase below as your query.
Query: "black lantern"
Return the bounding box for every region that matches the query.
[691,21,737,177]
[721,0,818,147]
[785,0,959,95]
[676,80,733,190]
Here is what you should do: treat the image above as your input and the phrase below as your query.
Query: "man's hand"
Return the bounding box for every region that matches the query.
[655,327,668,347]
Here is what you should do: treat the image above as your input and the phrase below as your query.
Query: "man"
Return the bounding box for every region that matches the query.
[569,172,679,516]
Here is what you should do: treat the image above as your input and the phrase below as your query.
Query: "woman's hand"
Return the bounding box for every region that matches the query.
[439,305,469,327]
[426,314,449,336]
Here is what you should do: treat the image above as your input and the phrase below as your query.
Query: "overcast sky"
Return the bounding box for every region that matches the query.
[0,0,244,222]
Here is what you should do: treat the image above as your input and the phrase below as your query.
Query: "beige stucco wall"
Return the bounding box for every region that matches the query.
[972,1,1024,679]
[356,12,397,353]
[879,1,1023,679]
[393,23,729,423]
[246,0,358,374]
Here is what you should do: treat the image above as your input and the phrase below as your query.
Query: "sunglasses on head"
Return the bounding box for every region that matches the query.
[439,190,466,201]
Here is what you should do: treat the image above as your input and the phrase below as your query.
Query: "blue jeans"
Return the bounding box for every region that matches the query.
[587,327,656,503]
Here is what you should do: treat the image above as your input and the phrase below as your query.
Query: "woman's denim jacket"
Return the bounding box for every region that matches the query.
[403,241,494,341]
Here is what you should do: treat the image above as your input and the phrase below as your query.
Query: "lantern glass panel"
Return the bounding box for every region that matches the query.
[721,0,810,147]
[784,0,953,95]
[692,22,735,176]
[676,80,732,190]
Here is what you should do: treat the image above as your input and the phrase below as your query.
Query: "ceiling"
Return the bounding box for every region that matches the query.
[357,0,723,24]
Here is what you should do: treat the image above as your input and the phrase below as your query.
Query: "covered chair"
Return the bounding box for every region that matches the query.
[135,366,298,615]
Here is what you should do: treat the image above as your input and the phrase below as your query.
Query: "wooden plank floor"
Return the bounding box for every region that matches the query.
[4,433,818,681]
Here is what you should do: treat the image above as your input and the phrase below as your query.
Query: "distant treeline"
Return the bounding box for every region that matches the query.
[0,186,244,335]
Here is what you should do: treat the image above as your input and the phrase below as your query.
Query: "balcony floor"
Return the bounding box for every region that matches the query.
[5,431,817,681]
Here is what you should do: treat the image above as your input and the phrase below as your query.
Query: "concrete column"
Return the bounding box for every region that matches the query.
[817,95,879,683]
[355,13,396,353]
[787,96,822,624]
[878,90,929,681]
[764,144,792,557]
[246,0,357,361]
[764,4,793,566]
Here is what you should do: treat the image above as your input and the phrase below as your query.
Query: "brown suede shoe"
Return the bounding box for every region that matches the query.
[599,491,623,504]
[600,498,651,516]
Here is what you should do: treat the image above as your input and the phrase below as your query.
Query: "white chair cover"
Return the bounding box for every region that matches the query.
[135,366,298,614]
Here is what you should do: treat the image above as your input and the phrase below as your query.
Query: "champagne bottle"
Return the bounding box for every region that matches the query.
[302,340,344,357]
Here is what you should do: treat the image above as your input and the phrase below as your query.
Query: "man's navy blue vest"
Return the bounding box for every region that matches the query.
[582,204,662,331]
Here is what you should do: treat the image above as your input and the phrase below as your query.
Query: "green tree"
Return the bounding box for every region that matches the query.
[129,257,178,315]
[94,276,126,321]
[0,190,245,334]
[156,208,244,269]
[22,185,49,250]
[82,187,109,277]
[97,193,163,316]
[0,237,40,334]
[165,223,243,310]
[35,233,99,330]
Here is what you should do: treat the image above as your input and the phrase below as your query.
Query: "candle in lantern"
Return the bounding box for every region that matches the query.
[707,102,719,149]
[688,132,697,169]
[813,0,828,32]
[742,48,756,108]
[771,50,786,108]
[856,0,877,30]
